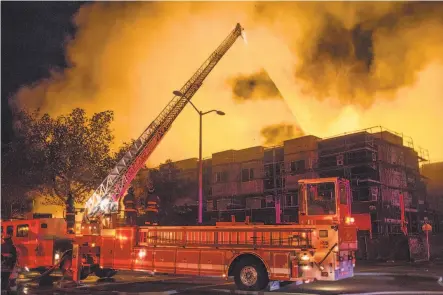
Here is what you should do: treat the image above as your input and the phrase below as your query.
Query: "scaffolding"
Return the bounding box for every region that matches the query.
[316,126,429,234]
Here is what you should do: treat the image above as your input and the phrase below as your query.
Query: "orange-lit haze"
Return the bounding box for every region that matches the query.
[11,2,443,167]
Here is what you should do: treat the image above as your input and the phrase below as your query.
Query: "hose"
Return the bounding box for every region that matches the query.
[23,249,73,283]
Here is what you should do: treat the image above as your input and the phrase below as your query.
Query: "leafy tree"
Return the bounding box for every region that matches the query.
[1,109,52,218]
[1,108,118,214]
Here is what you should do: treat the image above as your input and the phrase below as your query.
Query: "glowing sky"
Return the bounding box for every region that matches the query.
[13,2,443,166]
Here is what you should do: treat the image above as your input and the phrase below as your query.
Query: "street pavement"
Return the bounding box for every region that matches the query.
[13,262,443,295]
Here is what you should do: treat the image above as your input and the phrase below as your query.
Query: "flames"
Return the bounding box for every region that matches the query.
[9,2,443,164]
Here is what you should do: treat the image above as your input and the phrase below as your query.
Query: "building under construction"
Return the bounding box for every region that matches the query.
[151,127,432,235]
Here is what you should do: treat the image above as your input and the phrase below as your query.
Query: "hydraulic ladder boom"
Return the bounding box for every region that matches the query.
[84,23,245,220]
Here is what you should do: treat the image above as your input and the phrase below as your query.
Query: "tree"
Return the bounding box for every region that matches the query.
[1,108,118,214]
[1,109,52,218]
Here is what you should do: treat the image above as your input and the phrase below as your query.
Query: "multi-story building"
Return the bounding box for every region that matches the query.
[315,128,428,234]
[162,127,430,234]
[422,162,443,232]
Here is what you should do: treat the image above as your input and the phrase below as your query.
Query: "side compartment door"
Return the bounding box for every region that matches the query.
[35,222,53,268]
[175,250,199,275]
[200,250,225,276]
[271,252,290,281]
[153,250,176,274]
[14,224,33,268]
[100,236,115,269]
[113,228,136,270]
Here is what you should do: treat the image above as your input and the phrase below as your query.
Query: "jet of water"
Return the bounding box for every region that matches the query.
[241,29,248,45]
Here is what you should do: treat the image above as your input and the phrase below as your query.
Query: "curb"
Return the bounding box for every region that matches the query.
[209,289,317,295]
[117,292,178,295]
[342,292,443,295]
[356,272,443,281]
[114,287,314,295]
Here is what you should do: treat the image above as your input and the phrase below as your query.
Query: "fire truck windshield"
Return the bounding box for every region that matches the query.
[306,182,337,216]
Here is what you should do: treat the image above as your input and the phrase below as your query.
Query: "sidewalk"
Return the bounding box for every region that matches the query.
[357,259,443,269]
[355,260,443,281]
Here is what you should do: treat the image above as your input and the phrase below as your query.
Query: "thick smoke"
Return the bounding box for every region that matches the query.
[9,2,443,163]
[286,2,443,108]
[227,69,282,102]
[260,123,305,146]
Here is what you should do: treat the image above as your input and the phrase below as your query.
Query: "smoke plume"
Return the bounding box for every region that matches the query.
[227,69,282,102]
[260,123,305,146]
[284,2,443,108]
[9,2,443,164]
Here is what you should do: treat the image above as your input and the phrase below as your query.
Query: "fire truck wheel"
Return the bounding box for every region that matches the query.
[234,258,269,291]
[60,255,89,280]
[37,268,50,275]
[95,268,117,278]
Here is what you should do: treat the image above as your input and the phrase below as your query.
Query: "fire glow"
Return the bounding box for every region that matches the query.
[10,2,443,164]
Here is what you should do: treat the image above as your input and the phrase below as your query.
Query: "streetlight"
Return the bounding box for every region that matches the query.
[173,90,225,224]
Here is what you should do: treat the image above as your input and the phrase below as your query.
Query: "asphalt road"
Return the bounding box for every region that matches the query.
[14,263,443,295]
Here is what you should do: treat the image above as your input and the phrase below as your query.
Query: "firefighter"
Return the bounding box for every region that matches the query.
[145,187,160,225]
[1,227,17,292]
[66,192,75,234]
[123,187,137,226]
[136,189,147,226]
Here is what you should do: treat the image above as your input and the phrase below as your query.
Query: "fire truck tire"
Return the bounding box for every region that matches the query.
[94,268,117,278]
[37,268,50,275]
[234,258,269,291]
[60,255,89,280]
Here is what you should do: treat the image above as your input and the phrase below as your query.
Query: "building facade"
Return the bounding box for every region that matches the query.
[422,162,443,232]
[165,127,431,234]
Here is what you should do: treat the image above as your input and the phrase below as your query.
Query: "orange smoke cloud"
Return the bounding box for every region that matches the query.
[261,123,305,146]
[287,2,443,108]
[228,69,283,102]
[10,2,443,165]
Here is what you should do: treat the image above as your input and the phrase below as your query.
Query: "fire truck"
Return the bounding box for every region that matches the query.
[1,23,359,290]
[73,177,357,291]
[1,218,71,274]
[0,22,245,279]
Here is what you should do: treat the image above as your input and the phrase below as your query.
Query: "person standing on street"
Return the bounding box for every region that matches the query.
[1,227,17,292]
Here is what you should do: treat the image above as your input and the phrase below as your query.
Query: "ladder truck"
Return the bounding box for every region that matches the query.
[0,22,246,280]
[1,23,359,290]
[74,178,358,290]
[68,23,358,290]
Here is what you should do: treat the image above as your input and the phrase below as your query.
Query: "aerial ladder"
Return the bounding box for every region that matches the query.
[0,23,245,281]
[2,24,360,290]
[83,23,246,223]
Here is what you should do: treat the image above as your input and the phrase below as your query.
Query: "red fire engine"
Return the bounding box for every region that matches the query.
[0,218,70,274]
[1,23,359,291]
[0,217,99,279]
[73,177,357,290]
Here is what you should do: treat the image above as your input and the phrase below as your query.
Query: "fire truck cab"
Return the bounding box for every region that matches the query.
[1,218,72,274]
[75,177,358,291]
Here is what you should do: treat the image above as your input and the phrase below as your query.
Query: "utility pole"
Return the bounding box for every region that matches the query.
[173,90,225,224]
[273,149,281,224]
[198,111,203,225]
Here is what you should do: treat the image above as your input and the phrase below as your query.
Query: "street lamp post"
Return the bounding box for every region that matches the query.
[173,90,225,224]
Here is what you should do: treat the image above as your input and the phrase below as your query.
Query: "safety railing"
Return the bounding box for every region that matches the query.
[138,226,313,250]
